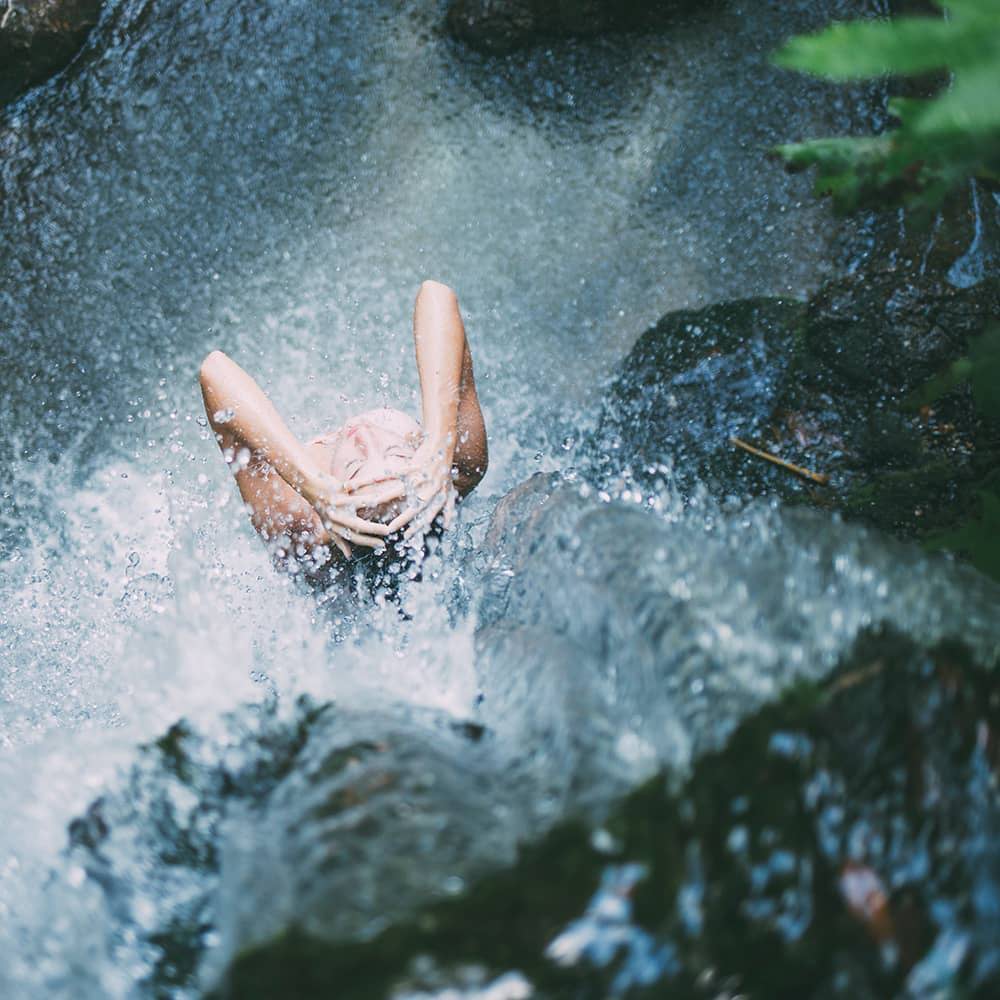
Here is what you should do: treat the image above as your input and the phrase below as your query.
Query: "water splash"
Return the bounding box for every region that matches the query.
[0,0,970,995]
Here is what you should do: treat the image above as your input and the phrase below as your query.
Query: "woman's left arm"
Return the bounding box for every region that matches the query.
[371,280,488,540]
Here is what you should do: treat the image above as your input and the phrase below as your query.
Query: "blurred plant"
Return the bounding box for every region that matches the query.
[909,323,1000,581]
[772,0,1000,214]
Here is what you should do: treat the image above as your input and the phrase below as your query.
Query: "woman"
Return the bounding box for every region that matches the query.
[199,280,488,577]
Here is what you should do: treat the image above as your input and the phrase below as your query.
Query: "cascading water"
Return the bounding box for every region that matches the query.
[2,0,995,997]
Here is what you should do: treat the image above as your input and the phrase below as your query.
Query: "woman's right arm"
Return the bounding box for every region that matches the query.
[199,350,391,555]
[377,281,489,541]
[412,280,488,497]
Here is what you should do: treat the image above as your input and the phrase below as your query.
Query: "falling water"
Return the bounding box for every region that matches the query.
[2,0,994,996]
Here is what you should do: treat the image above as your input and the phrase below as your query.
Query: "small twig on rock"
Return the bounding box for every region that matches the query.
[730,436,829,486]
[1,1,13,32]
[827,658,885,698]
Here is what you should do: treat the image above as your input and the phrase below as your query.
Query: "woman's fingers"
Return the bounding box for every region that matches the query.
[386,505,420,535]
[341,471,399,493]
[328,522,388,549]
[403,493,446,541]
[317,525,352,560]
[324,509,393,536]
[349,479,406,507]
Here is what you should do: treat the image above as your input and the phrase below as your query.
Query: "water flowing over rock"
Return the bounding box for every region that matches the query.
[63,473,1000,995]
[0,0,102,105]
[218,627,1000,1000]
[92,623,1000,999]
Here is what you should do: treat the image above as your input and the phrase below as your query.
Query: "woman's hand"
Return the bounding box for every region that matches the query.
[300,471,395,558]
[380,438,458,543]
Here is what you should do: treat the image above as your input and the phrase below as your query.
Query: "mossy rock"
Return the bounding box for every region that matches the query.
[213,627,1000,998]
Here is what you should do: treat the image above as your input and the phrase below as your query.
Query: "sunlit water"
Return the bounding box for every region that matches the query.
[2,0,994,996]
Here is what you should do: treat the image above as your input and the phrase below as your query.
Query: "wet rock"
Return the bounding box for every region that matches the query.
[596,266,1000,560]
[65,696,528,995]
[445,0,689,54]
[216,627,1000,999]
[0,0,102,106]
[802,267,1000,401]
[66,701,324,993]
[794,268,1000,542]
[596,297,809,499]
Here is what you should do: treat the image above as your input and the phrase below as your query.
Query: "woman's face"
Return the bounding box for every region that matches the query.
[318,408,421,523]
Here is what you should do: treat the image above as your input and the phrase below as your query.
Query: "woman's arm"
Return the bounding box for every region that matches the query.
[199,351,391,556]
[375,281,488,540]
[413,280,488,496]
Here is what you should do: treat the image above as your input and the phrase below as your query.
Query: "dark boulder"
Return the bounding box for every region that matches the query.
[0,0,102,106]
[596,265,1000,558]
[596,296,809,499]
[802,267,1000,401]
[445,0,691,54]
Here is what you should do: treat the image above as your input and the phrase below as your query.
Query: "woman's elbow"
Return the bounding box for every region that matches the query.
[459,449,488,496]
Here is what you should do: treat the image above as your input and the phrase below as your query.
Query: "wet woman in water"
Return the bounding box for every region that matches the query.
[199,280,488,578]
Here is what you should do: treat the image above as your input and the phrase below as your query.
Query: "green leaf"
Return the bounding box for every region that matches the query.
[915,60,1000,136]
[887,96,930,124]
[772,2,1000,214]
[937,0,1000,17]
[773,17,990,80]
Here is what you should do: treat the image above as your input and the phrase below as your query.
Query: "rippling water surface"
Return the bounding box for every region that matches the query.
[3,0,995,996]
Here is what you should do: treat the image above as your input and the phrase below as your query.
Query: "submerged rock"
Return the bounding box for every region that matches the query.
[0,0,102,106]
[445,0,691,54]
[67,474,1000,995]
[216,627,1000,999]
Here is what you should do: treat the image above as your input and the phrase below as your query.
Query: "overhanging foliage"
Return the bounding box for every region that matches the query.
[772,0,1000,213]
